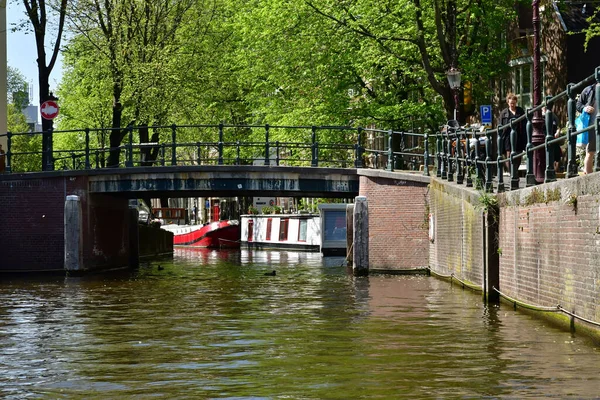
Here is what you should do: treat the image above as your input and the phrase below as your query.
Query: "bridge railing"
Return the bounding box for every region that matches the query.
[1,123,431,174]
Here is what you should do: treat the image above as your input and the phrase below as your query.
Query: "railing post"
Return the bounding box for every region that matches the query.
[46,127,54,171]
[5,131,11,173]
[423,131,430,176]
[171,124,177,166]
[126,125,134,168]
[264,124,270,166]
[236,141,241,165]
[566,84,578,178]
[355,127,364,168]
[526,109,536,186]
[594,67,600,172]
[485,131,493,192]
[276,141,280,166]
[311,126,318,167]
[474,132,483,189]
[218,122,224,165]
[496,127,505,193]
[386,130,394,171]
[441,131,447,179]
[545,97,557,183]
[95,149,100,169]
[447,129,454,182]
[436,132,442,177]
[465,130,472,187]
[161,144,166,166]
[510,120,519,190]
[456,128,464,185]
[84,128,91,169]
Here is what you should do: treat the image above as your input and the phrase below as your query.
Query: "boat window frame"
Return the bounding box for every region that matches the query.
[248,219,254,242]
[279,218,289,241]
[266,218,272,241]
[298,219,307,242]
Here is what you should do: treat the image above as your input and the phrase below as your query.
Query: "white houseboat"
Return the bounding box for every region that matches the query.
[240,203,348,255]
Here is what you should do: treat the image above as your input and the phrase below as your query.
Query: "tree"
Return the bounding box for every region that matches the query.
[22,0,68,170]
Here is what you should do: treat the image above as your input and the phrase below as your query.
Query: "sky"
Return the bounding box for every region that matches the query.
[7,1,64,105]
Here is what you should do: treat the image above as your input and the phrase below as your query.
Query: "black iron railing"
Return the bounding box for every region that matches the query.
[0,123,431,175]
[437,66,600,192]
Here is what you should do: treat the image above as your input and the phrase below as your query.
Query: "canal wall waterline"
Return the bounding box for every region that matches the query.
[358,169,600,337]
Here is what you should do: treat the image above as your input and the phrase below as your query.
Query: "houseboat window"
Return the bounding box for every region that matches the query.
[324,211,346,241]
[298,220,308,242]
[266,218,272,241]
[248,220,254,242]
[279,218,289,241]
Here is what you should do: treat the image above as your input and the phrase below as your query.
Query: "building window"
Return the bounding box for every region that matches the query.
[279,219,289,241]
[509,58,546,110]
[248,220,254,242]
[298,220,307,242]
[266,218,272,241]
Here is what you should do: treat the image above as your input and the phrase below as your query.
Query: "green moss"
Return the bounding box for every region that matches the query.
[546,188,561,203]
[524,188,545,205]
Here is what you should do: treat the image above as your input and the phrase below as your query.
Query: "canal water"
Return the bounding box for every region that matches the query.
[1,248,600,399]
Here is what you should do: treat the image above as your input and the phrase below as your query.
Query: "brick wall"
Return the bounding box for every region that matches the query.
[0,174,134,272]
[498,176,600,322]
[358,170,429,269]
[86,194,131,271]
[0,175,87,271]
[428,179,486,286]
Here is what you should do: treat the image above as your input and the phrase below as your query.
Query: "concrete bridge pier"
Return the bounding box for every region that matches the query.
[353,196,369,276]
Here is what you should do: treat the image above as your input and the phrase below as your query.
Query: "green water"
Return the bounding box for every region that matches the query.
[1,248,600,399]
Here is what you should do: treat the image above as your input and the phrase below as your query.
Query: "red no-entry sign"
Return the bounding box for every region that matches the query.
[41,100,60,120]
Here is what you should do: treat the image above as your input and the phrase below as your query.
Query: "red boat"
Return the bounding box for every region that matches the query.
[167,220,241,248]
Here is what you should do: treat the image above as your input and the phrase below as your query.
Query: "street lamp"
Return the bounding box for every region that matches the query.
[531,0,545,183]
[447,68,461,122]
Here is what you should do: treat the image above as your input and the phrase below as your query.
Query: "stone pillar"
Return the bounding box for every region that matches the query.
[346,204,354,266]
[352,196,369,276]
[64,195,82,272]
[129,200,140,268]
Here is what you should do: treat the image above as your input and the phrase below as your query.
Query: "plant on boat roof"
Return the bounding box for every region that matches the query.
[261,206,274,214]
[248,205,259,215]
[273,205,282,214]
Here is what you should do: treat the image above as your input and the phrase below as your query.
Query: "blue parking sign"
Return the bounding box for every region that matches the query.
[480,105,492,125]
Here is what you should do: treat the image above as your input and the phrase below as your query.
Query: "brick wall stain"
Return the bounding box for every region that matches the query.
[428,182,484,286]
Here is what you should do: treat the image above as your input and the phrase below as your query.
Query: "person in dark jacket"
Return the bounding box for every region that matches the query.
[576,83,597,174]
[498,93,526,172]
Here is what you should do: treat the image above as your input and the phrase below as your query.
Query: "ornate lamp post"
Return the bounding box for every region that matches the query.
[447,68,462,122]
[447,68,462,183]
[531,0,545,182]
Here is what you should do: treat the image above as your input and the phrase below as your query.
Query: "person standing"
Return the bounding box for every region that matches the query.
[576,83,597,174]
[498,94,526,172]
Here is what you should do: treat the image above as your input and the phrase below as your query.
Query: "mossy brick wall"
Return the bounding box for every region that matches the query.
[427,178,486,287]
[358,170,429,269]
[497,176,600,323]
